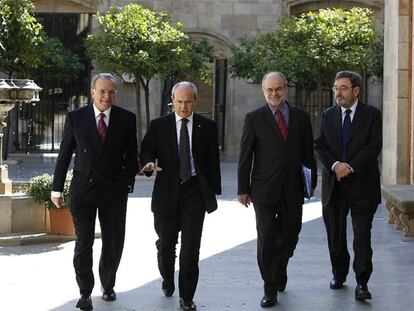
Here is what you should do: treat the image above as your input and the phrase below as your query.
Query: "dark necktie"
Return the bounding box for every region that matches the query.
[341,109,352,161]
[276,110,288,141]
[179,118,191,182]
[97,113,107,144]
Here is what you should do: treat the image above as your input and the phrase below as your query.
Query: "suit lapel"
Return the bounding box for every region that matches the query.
[192,113,201,162]
[334,105,342,148]
[348,102,366,142]
[263,105,284,142]
[85,104,102,152]
[286,103,296,143]
[168,113,179,159]
[105,105,118,145]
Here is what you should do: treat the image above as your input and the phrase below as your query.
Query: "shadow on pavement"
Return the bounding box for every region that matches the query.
[48,210,414,311]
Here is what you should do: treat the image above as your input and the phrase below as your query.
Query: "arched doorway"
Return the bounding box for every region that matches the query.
[285,0,384,131]
[187,32,232,151]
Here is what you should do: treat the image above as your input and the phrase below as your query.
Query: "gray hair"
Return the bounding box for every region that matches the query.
[171,81,198,99]
[262,72,288,88]
[335,71,362,88]
[91,73,117,89]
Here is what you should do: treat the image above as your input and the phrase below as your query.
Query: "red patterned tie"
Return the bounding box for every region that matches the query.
[276,110,288,141]
[97,113,107,144]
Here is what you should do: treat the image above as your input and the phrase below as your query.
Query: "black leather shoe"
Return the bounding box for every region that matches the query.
[102,288,117,301]
[355,284,372,301]
[179,298,197,311]
[162,280,175,297]
[260,294,277,308]
[329,278,344,289]
[76,295,93,310]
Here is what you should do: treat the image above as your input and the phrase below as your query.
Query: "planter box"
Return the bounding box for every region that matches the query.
[0,194,47,234]
[48,208,75,235]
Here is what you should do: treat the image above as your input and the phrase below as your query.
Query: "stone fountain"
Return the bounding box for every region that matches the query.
[0,79,42,194]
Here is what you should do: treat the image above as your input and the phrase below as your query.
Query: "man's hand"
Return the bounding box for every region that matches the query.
[139,161,163,175]
[333,162,353,181]
[51,195,64,208]
[238,194,251,207]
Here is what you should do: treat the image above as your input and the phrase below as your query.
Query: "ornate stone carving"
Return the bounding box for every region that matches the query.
[399,212,414,237]
[391,206,402,230]
[385,201,395,224]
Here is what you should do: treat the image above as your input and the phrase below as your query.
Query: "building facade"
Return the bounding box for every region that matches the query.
[27,0,385,160]
[383,0,414,184]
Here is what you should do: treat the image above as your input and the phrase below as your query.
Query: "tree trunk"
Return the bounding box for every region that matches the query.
[142,80,150,131]
[134,79,143,144]
[315,80,323,133]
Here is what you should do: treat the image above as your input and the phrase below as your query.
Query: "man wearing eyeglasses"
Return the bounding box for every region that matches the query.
[238,72,317,307]
[51,73,139,311]
[314,71,382,301]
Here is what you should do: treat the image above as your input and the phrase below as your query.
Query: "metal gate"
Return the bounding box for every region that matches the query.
[293,87,334,133]
[9,13,92,153]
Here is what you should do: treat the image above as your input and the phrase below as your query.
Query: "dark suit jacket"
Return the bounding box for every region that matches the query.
[238,103,317,207]
[140,113,221,216]
[52,104,139,202]
[314,102,382,206]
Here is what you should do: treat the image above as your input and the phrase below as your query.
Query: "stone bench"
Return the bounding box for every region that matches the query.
[381,184,414,237]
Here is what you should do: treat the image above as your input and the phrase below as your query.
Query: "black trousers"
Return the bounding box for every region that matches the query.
[323,185,377,285]
[253,198,302,296]
[70,191,128,295]
[154,176,205,301]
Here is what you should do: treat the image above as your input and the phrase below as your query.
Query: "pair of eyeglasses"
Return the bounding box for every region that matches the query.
[264,87,285,94]
[97,89,116,96]
[332,86,355,92]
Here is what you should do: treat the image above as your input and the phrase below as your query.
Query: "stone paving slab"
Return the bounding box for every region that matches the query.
[0,156,413,311]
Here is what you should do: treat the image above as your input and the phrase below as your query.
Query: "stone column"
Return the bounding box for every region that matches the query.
[383,0,414,184]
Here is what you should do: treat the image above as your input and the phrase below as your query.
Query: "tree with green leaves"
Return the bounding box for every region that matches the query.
[86,3,193,142]
[0,0,44,78]
[230,7,383,111]
[34,37,83,82]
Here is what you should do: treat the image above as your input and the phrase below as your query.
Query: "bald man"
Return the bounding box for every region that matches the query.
[140,82,221,311]
[238,72,317,307]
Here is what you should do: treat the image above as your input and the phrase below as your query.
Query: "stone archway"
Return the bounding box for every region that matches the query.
[32,0,99,13]
[287,0,384,15]
[188,32,233,60]
[186,32,232,150]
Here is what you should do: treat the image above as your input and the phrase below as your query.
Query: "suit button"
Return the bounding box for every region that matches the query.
[89,178,93,183]
[83,149,87,153]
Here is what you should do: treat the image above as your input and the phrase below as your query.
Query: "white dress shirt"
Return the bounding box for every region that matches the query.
[93,104,111,127]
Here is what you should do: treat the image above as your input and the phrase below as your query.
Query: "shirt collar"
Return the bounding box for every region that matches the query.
[175,112,194,123]
[93,104,111,118]
[268,101,288,116]
[341,99,358,115]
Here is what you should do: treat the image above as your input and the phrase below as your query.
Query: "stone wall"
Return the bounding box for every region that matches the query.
[0,195,47,234]
[382,0,413,184]
[31,0,386,158]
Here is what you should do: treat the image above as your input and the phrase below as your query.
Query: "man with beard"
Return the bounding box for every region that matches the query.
[238,72,317,307]
[314,71,382,301]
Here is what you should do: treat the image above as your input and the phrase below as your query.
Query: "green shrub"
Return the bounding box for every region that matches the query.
[26,171,72,208]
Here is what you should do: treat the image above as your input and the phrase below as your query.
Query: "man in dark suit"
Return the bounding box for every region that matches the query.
[51,73,138,311]
[238,72,317,308]
[314,71,382,301]
[140,81,221,311]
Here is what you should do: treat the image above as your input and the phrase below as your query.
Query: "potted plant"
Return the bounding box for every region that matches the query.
[27,171,75,235]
